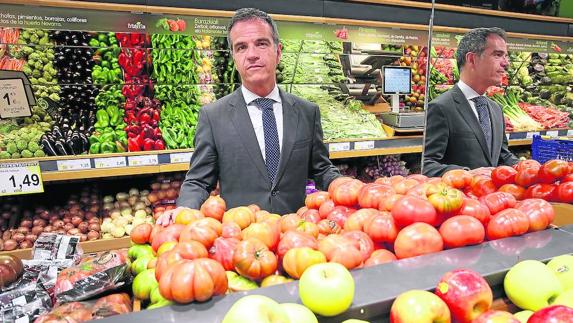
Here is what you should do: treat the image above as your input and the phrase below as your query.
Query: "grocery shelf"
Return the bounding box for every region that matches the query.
[96,228,573,323]
[0,236,131,259]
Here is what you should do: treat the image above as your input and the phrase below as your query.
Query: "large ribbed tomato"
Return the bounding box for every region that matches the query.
[221,222,242,240]
[179,219,221,249]
[392,178,420,195]
[538,159,570,183]
[277,231,318,261]
[151,224,185,252]
[305,191,330,209]
[364,249,397,267]
[242,222,279,251]
[379,194,404,212]
[155,241,207,281]
[357,183,395,209]
[342,230,375,262]
[326,205,355,227]
[442,169,473,189]
[200,196,226,221]
[222,206,255,229]
[515,198,554,232]
[209,237,240,271]
[459,198,491,225]
[427,186,464,218]
[279,213,303,233]
[486,208,529,240]
[557,181,573,203]
[391,196,438,228]
[363,211,398,243]
[497,184,526,201]
[344,208,379,231]
[331,179,364,207]
[479,192,517,215]
[301,209,321,224]
[439,215,485,249]
[514,161,540,187]
[159,258,227,303]
[233,238,277,280]
[317,219,342,236]
[525,183,558,201]
[470,176,497,197]
[282,247,326,279]
[318,234,362,270]
[328,176,353,196]
[394,223,444,259]
[491,166,517,187]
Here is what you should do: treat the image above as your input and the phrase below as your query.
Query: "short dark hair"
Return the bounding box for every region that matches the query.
[227,8,280,50]
[456,27,507,70]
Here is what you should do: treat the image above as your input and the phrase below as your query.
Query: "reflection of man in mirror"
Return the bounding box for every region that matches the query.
[423,27,518,177]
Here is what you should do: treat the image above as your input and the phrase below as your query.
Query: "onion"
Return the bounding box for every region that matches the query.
[3,239,17,251]
[63,223,74,231]
[19,240,33,249]
[63,217,72,224]
[20,219,33,228]
[103,195,114,204]
[140,190,149,196]
[157,190,166,200]
[151,183,160,191]
[88,223,101,232]
[79,234,87,242]
[43,225,53,233]
[87,230,99,240]
[128,195,138,207]
[103,203,114,211]
[58,209,67,217]
[33,219,47,227]
[88,218,100,225]
[12,233,25,243]
[53,220,64,229]
[32,226,44,236]
[116,192,128,202]
[67,228,80,235]
[55,229,66,235]
[78,222,89,234]
[71,216,82,227]
[85,212,96,220]
[129,188,139,196]
[25,234,37,243]
[2,231,11,240]
[89,205,99,214]
[16,227,29,235]
[49,215,59,224]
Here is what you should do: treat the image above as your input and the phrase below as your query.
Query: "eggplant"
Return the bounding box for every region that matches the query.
[53,140,68,156]
[40,135,57,156]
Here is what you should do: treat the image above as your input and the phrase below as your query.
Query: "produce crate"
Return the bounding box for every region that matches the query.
[531,135,573,163]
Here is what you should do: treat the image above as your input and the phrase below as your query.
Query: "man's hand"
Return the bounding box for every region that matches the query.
[156,206,190,227]
[469,167,494,177]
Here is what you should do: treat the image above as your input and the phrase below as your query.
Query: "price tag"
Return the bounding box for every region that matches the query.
[329,142,351,152]
[506,133,511,141]
[526,132,539,139]
[0,161,43,196]
[15,316,29,323]
[128,154,158,166]
[94,157,126,169]
[170,152,193,163]
[354,141,375,150]
[546,130,559,138]
[12,295,27,306]
[56,159,91,171]
[568,129,573,137]
[0,79,31,118]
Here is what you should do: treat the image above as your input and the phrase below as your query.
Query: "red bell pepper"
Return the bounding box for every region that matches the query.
[154,140,165,150]
[128,137,141,151]
[143,138,155,151]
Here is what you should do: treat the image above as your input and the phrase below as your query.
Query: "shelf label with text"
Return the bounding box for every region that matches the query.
[354,141,375,150]
[546,130,558,138]
[526,132,540,139]
[506,133,511,140]
[329,142,351,152]
[128,154,158,166]
[170,152,193,163]
[568,129,573,137]
[0,161,44,196]
[56,159,91,171]
[94,157,127,169]
[0,79,31,119]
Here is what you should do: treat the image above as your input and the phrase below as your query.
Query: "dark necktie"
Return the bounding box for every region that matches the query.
[471,96,492,153]
[253,97,280,185]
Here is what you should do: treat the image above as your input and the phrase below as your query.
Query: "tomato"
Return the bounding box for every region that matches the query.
[282,247,326,279]
[406,183,431,199]
[174,209,204,225]
[375,175,404,186]
[305,191,330,209]
[364,249,397,267]
[179,222,219,249]
[391,196,439,228]
[513,159,541,171]
[363,211,398,243]
[407,174,428,183]
[317,219,342,236]
[159,258,227,303]
[221,222,242,240]
[318,199,335,219]
[470,176,497,197]
[327,205,356,227]
[301,209,321,224]
[393,178,420,195]
[296,207,308,217]
[491,166,517,187]
[277,231,318,261]
[379,194,404,212]
[279,213,303,233]
[525,183,558,201]
[394,223,444,259]
[151,224,185,252]
[242,222,279,250]
[344,208,378,231]
[438,215,485,249]
[248,204,261,214]
[358,183,395,209]
[427,186,464,217]
[538,159,570,183]
[233,238,278,280]
[208,237,240,271]
[514,164,540,187]
[486,208,529,240]
[515,199,555,232]
[174,241,208,259]
[442,169,473,189]
[557,181,573,203]
[331,179,364,207]
[563,174,573,183]
[131,223,152,244]
[459,198,491,225]
[342,230,375,262]
[294,221,319,238]
[498,184,526,201]
[328,176,353,196]
[222,207,255,229]
[318,234,363,269]
[200,196,226,221]
[479,192,517,215]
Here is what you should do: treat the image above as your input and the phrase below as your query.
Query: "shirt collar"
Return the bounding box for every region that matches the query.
[241,85,281,106]
[457,80,482,100]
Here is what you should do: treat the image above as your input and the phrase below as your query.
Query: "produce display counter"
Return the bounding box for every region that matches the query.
[561,224,573,234]
[0,236,131,259]
[96,228,573,323]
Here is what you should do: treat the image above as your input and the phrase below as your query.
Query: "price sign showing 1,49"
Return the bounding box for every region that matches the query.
[0,161,44,196]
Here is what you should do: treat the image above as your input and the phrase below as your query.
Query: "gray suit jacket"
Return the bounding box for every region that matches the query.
[177,88,341,214]
[423,85,518,177]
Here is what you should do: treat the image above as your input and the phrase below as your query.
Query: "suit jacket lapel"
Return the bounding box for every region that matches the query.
[273,88,299,190]
[488,101,503,164]
[451,85,493,165]
[228,89,271,186]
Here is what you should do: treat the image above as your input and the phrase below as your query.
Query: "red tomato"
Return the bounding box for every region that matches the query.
[406,183,431,199]
[439,215,485,249]
[317,219,342,236]
[358,183,395,209]
[497,184,526,201]
[279,213,303,233]
[276,231,318,261]
[408,174,429,182]
[151,224,185,252]
[486,208,529,240]
[179,221,220,249]
[470,176,497,197]
[174,241,208,260]
[221,222,242,240]
[328,176,353,196]
[294,221,319,238]
[479,192,517,215]
[442,169,473,189]
[282,247,326,279]
[331,179,364,207]
[538,159,570,183]
[491,166,517,187]
[305,191,330,209]
[242,222,279,251]
[296,207,308,217]
[342,230,375,262]
[344,208,378,231]
[200,196,226,221]
[301,209,321,224]
[557,181,573,203]
[427,186,465,217]
[222,207,255,230]
[130,223,152,244]
[327,205,355,227]
[525,183,558,201]
[208,237,240,271]
[513,159,541,171]
[394,223,444,259]
[514,165,540,187]
[515,199,555,232]
[364,249,397,267]
[375,175,405,186]
[318,199,335,219]
[233,238,278,280]
[379,194,404,212]
[562,174,573,183]
[393,178,420,195]
[318,234,363,269]
[391,196,439,228]
[459,199,491,225]
[363,211,398,243]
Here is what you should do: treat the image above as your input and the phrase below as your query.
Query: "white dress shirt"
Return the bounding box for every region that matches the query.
[241,85,284,162]
[457,80,482,120]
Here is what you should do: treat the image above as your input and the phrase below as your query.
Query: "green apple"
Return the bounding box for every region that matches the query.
[128,244,154,260]
[132,268,158,301]
[513,310,533,323]
[280,303,317,323]
[553,288,573,307]
[150,285,168,305]
[226,271,258,292]
[223,295,289,323]
[299,262,355,317]
[131,255,154,275]
[547,255,573,291]
[390,290,450,323]
[504,260,563,311]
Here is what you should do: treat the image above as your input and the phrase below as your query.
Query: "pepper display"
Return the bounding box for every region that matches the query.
[91,33,123,85]
[89,86,128,154]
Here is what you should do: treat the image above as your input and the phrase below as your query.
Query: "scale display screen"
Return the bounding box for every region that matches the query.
[383,66,412,94]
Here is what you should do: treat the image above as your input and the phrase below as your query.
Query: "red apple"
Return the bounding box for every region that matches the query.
[472,310,519,323]
[390,290,451,323]
[527,305,573,323]
[435,269,493,323]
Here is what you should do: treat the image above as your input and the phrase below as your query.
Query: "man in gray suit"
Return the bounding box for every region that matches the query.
[423,27,519,177]
[158,8,340,224]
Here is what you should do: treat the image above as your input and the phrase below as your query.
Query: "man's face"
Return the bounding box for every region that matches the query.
[471,34,509,87]
[229,19,282,93]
